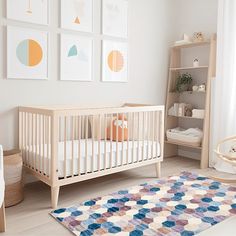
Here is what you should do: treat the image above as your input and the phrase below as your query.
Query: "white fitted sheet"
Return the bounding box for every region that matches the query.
[26,139,161,177]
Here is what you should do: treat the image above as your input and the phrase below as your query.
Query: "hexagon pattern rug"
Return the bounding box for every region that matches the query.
[51,172,236,235]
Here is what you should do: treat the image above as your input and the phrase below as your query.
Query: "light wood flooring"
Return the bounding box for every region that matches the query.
[2,157,236,236]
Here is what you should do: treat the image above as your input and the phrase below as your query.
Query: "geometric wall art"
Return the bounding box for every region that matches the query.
[102,0,128,38]
[60,34,93,81]
[102,40,128,82]
[61,0,93,33]
[7,26,48,80]
[7,0,49,25]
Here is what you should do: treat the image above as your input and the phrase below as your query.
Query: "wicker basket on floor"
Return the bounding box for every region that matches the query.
[3,150,24,207]
[212,136,236,183]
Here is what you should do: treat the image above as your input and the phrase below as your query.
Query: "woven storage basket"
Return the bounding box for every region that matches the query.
[3,150,23,207]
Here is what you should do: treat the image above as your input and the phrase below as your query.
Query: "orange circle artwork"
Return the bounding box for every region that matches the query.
[107,50,124,72]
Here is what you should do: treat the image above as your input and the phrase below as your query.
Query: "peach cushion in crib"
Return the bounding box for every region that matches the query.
[106,115,128,142]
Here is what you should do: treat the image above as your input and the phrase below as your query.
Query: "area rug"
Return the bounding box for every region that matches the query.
[51,172,236,236]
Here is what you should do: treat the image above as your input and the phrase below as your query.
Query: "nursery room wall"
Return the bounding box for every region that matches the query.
[0,0,218,151]
[174,0,218,40]
[0,0,176,150]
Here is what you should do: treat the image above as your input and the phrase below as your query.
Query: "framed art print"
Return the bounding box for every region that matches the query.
[102,0,128,38]
[61,0,93,33]
[7,26,48,80]
[60,34,93,81]
[102,40,128,82]
[7,0,49,25]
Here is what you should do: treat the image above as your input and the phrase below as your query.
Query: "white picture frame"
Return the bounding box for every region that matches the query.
[102,0,128,38]
[7,26,48,80]
[102,40,128,83]
[7,0,49,25]
[60,34,93,81]
[61,0,93,33]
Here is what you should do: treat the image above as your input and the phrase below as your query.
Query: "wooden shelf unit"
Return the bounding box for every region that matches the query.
[170,66,209,71]
[168,115,204,120]
[172,40,210,49]
[164,35,217,169]
[165,140,202,150]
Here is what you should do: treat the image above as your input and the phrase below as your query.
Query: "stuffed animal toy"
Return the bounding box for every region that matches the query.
[229,144,236,157]
[184,104,193,117]
[193,32,205,42]
[107,115,128,141]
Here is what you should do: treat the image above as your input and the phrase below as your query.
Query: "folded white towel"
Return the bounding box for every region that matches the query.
[169,127,203,138]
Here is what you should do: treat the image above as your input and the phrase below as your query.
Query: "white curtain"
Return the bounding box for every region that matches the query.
[210,0,236,173]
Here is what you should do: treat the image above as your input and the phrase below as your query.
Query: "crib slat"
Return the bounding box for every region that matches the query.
[36,115,39,171]
[132,112,135,164]
[20,112,24,164]
[64,116,67,179]
[156,111,159,159]
[158,112,164,156]
[126,113,129,165]
[142,112,145,161]
[92,116,95,173]
[45,116,48,176]
[85,116,88,174]
[39,115,41,171]
[24,112,27,166]
[26,113,29,167]
[98,115,101,171]
[147,112,150,160]
[71,116,74,177]
[137,112,140,162]
[42,115,45,175]
[47,116,50,177]
[116,113,118,167]
[78,116,81,176]
[110,114,113,169]
[104,114,107,170]
[32,114,34,170]
[121,113,124,166]
[19,112,22,162]
[152,111,155,159]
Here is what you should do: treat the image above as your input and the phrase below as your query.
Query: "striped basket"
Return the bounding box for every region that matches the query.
[3,150,23,207]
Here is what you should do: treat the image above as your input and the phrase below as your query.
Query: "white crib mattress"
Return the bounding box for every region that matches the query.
[26,139,161,177]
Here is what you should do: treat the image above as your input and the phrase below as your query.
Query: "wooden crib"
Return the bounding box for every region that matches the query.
[19,104,165,208]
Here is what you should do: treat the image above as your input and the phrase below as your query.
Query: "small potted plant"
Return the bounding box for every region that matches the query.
[176,73,193,93]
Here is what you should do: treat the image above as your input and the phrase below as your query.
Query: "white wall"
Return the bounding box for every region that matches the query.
[0,0,218,151]
[174,0,218,40]
[0,0,175,150]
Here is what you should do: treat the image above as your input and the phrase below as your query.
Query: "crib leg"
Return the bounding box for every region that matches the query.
[155,162,161,178]
[51,186,60,209]
[0,202,6,232]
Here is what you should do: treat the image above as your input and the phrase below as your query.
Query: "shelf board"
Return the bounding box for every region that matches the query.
[170,66,209,71]
[165,140,202,150]
[169,91,206,95]
[168,115,204,120]
[172,41,210,49]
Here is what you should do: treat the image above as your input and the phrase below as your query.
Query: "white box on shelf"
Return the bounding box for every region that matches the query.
[192,109,205,119]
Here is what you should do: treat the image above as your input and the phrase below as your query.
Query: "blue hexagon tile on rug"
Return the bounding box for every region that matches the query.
[51,172,236,235]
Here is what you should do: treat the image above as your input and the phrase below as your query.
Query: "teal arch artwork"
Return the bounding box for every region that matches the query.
[68,45,78,57]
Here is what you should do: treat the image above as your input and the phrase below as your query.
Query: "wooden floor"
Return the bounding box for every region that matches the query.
[2,157,236,236]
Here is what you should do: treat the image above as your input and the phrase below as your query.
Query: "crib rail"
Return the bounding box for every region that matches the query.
[19,105,164,187]
[19,110,52,184]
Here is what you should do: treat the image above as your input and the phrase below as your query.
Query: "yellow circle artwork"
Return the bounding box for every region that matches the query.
[107,50,124,72]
